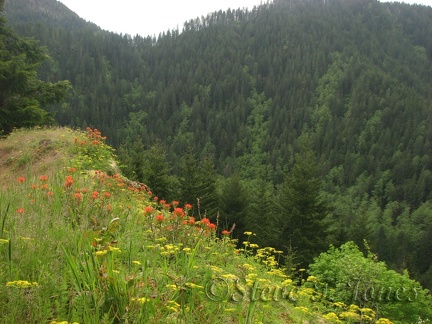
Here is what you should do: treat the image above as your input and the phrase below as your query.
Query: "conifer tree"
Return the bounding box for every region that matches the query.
[277,146,329,267]
[141,143,176,201]
[0,5,70,134]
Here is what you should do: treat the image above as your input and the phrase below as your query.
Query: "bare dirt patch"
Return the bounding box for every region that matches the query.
[0,127,78,189]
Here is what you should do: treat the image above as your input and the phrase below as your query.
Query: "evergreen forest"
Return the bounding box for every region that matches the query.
[2,0,432,293]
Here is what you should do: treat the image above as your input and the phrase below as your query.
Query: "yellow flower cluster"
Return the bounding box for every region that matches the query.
[375,319,394,324]
[323,312,342,323]
[6,280,38,288]
[131,297,148,304]
[95,250,108,257]
[166,300,181,312]
[339,311,361,321]
[281,279,293,286]
[294,306,310,314]
[240,264,253,272]
[185,282,204,289]
[107,246,121,253]
[160,243,181,256]
[266,268,287,278]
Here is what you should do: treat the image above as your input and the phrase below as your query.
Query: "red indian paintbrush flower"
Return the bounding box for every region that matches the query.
[173,208,185,218]
[65,175,74,188]
[155,214,165,223]
[144,206,153,214]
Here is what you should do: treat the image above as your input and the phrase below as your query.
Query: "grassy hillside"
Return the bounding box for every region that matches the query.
[1,127,413,323]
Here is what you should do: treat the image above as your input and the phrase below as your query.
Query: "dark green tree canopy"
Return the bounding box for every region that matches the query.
[0,5,70,134]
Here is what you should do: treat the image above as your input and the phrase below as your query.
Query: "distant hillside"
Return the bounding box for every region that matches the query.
[4,0,99,30]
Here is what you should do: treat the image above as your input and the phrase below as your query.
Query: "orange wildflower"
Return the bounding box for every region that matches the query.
[221,230,230,235]
[47,191,54,197]
[208,223,217,231]
[155,214,165,222]
[173,207,185,218]
[39,175,48,182]
[16,208,24,214]
[17,177,26,183]
[91,191,99,200]
[201,218,211,226]
[144,206,153,214]
[184,203,193,210]
[65,175,74,188]
[74,193,82,201]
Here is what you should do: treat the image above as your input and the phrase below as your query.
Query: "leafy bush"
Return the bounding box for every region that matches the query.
[308,241,432,323]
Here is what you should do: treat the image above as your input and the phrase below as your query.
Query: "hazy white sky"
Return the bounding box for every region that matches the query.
[57,0,432,37]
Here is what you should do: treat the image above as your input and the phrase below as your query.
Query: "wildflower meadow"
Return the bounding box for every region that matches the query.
[0,127,428,323]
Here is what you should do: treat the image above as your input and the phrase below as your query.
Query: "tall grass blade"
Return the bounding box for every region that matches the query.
[0,203,10,238]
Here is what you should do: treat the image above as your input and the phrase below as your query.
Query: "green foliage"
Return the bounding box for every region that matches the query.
[0,12,70,134]
[276,144,330,267]
[70,127,116,173]
[309,241,432,323]
[140,143,177,201]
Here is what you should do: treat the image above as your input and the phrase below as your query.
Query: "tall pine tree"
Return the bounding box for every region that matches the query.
[277,146,329,267]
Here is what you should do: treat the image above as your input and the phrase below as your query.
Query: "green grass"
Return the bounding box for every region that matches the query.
[0,127,397,324]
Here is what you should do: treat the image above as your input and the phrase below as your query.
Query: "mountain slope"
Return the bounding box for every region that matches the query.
[4,0,99,30]
[3,0,432,293]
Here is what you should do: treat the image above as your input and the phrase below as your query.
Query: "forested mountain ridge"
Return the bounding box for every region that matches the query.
[5,0,98,30]
[3,0,432,290]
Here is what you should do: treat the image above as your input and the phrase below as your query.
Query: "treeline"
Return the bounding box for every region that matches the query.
[3,0,432,288]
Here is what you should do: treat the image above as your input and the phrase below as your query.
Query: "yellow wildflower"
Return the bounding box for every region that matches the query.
[131,297,148,304]
[107,246,121,253]
[6,280,38,288]
[185,282,204,289]
[95,250,107,257]
[375,319,394,324]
